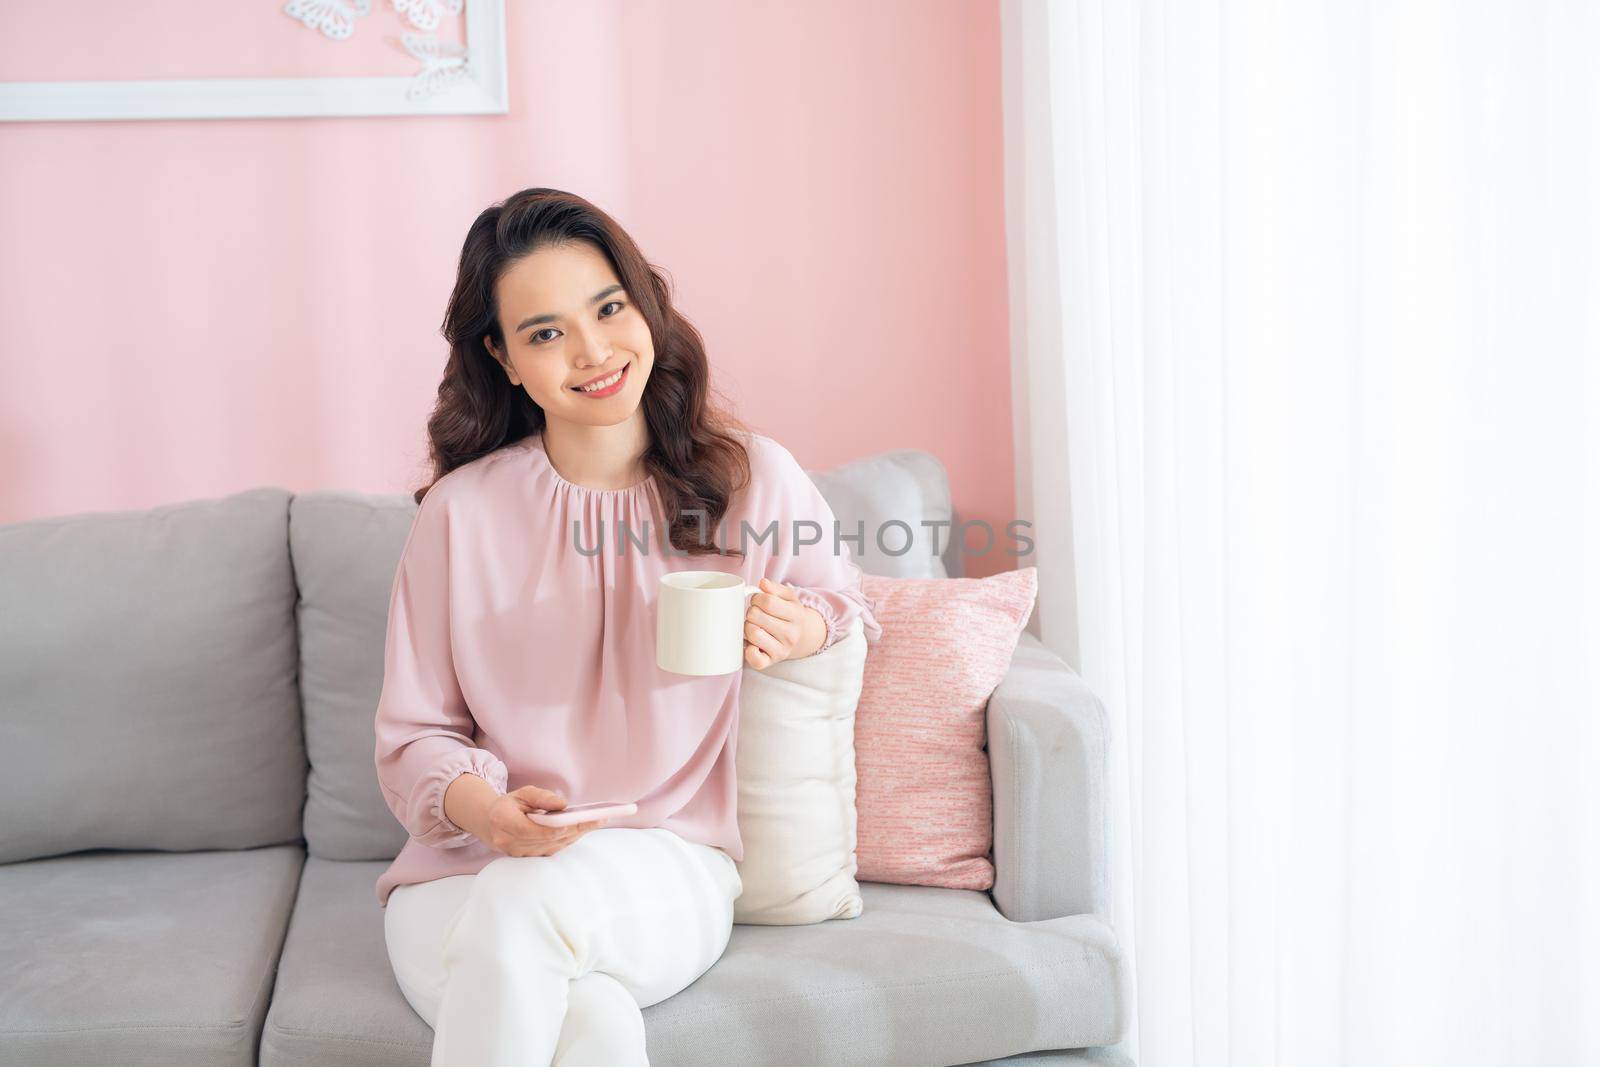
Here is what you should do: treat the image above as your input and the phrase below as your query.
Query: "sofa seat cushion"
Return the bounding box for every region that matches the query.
[0,845,304,1066]
[646,878,1125,1065]
[262,858,1123,1067]
[260,857,421,1066]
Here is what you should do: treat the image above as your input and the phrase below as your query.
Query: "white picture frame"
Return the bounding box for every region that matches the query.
[0,0,507,122]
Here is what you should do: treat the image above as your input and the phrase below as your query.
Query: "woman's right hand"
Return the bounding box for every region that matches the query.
[481,785,609,857]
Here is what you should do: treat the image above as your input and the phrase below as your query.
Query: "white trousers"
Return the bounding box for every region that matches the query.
[383,826,743,1067]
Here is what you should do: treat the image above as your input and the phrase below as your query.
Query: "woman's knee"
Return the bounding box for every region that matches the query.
[456,853,570,920]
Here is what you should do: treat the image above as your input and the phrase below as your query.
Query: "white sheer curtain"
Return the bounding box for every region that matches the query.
[1002,2,1599,1064]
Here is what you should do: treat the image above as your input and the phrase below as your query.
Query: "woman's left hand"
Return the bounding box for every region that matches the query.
[744,578,825,669]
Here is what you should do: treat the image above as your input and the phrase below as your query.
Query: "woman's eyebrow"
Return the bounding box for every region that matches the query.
[515,284,625,332]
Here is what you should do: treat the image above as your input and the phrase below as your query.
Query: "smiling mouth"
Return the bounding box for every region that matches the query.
[571,363,629,396]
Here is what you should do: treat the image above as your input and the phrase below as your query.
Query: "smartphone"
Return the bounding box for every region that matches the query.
[526,801,637,828]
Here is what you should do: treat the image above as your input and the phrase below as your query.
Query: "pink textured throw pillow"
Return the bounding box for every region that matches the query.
[853,567,1039,890]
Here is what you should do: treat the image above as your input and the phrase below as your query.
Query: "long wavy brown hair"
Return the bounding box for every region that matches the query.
[414,188,752,559]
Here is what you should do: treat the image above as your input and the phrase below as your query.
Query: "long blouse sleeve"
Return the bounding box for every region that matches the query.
[373,485,509,848]
[757,440,884,653]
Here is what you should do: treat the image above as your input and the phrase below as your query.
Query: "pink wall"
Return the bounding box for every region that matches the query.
[0,1,1014,577]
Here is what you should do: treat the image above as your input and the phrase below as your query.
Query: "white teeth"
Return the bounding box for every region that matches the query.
[577,367,624,392]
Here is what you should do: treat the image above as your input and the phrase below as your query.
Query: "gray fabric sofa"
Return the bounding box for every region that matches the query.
[0,445,1130,1066]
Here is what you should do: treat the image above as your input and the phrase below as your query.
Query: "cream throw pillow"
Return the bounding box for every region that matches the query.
[732,615,867,925]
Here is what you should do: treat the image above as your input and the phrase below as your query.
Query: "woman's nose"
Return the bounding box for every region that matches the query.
[568,326,611,367]
[570,342,611,368]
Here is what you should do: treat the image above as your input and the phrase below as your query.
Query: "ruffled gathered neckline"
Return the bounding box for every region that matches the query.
[523,432,656,496]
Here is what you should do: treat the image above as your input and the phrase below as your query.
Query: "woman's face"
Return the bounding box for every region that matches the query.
[487,242,654,428]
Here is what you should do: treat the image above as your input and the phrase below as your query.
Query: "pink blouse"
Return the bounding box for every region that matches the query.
[373,429,882,907]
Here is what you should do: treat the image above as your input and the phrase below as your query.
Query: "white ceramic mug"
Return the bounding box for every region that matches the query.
[656,570,762,676]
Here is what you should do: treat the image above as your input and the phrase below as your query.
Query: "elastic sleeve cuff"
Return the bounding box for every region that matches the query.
[792,586,846,654]
[417,748,509,848]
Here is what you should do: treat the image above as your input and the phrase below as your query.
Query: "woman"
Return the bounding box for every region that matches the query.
[374,187,882,1066]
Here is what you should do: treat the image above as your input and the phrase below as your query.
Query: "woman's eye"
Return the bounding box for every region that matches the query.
[528,300,626,345]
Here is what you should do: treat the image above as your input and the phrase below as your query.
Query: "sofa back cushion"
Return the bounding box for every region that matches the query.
[289,490,417,861]
[293,447,953,861]
[805,448,957,579]
[0,488,306,864]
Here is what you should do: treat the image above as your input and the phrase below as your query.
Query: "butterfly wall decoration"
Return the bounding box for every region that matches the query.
[399,33,473,101]
[394,0,465,33]
[283,0,373,41]
[282,0,476,101]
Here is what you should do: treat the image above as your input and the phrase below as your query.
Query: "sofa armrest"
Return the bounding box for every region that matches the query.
[987,631,1111,923]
